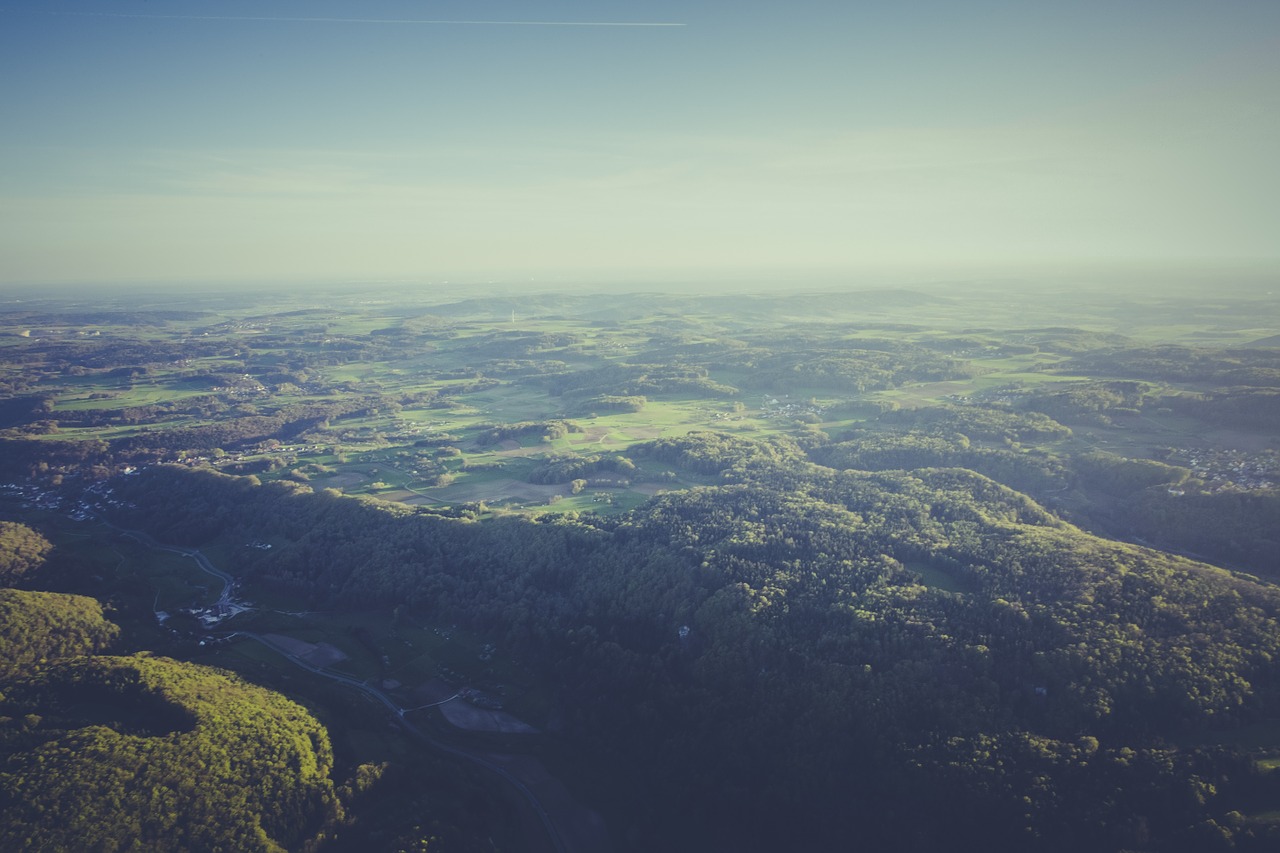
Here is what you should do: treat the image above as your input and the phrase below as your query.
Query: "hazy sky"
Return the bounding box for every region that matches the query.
[2,1,1278,286]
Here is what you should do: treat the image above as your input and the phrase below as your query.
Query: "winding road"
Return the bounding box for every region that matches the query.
[111,525,239,609]
[240,631,568,853]
[113,525,598,853]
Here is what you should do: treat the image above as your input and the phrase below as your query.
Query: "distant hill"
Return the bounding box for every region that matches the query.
[424,288,948,323]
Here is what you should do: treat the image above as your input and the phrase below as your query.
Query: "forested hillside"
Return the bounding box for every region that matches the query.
[0,588,118,675]
[0,655,339,852]
[0,525,340,853]
[104,454,1280,852]
[2,285,1278,851]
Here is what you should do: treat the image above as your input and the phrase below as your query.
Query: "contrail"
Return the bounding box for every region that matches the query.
[31,11,686,27]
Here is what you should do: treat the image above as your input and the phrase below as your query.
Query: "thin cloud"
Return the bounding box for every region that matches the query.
[31,11,685,27]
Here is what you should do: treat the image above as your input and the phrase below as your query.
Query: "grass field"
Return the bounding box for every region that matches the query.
[905,560,973,594]
[6,284,1277,521]
[3,284,1278,850]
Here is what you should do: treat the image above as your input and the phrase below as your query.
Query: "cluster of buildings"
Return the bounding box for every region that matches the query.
[1166,448,1279,493]
[759,396,825,420]
[0,474,136,521]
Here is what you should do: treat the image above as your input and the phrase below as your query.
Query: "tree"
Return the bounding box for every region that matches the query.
[0,522,53,584]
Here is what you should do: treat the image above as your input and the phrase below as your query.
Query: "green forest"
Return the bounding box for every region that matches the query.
[0,544,339,852]
[0,283,1278,852]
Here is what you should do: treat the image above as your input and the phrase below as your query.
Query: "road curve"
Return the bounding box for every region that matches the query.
[240,631,568,853]
[109,524,237,606]
[113,525,574,853]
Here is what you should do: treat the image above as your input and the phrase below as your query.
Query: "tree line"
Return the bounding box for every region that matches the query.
[105,452,1280,852]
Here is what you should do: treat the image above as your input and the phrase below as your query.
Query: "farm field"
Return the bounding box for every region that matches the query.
[2,281,1279,853]
[6,283,1274,521]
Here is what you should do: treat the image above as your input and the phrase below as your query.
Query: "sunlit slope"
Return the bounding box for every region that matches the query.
[0,588,119,675]
[0,589,337,852]
[106,455,1280,849]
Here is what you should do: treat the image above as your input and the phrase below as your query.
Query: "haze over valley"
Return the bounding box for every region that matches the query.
[2,2,1279,852]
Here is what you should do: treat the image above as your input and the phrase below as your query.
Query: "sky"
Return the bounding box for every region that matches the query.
[1,0,1278,287]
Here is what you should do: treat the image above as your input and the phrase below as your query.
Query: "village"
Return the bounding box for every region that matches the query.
[1163,447,1280,493]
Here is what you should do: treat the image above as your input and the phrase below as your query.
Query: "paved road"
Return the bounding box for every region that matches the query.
[115,526,577,853]
[111,525,239,608]
[241,631,567,853]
